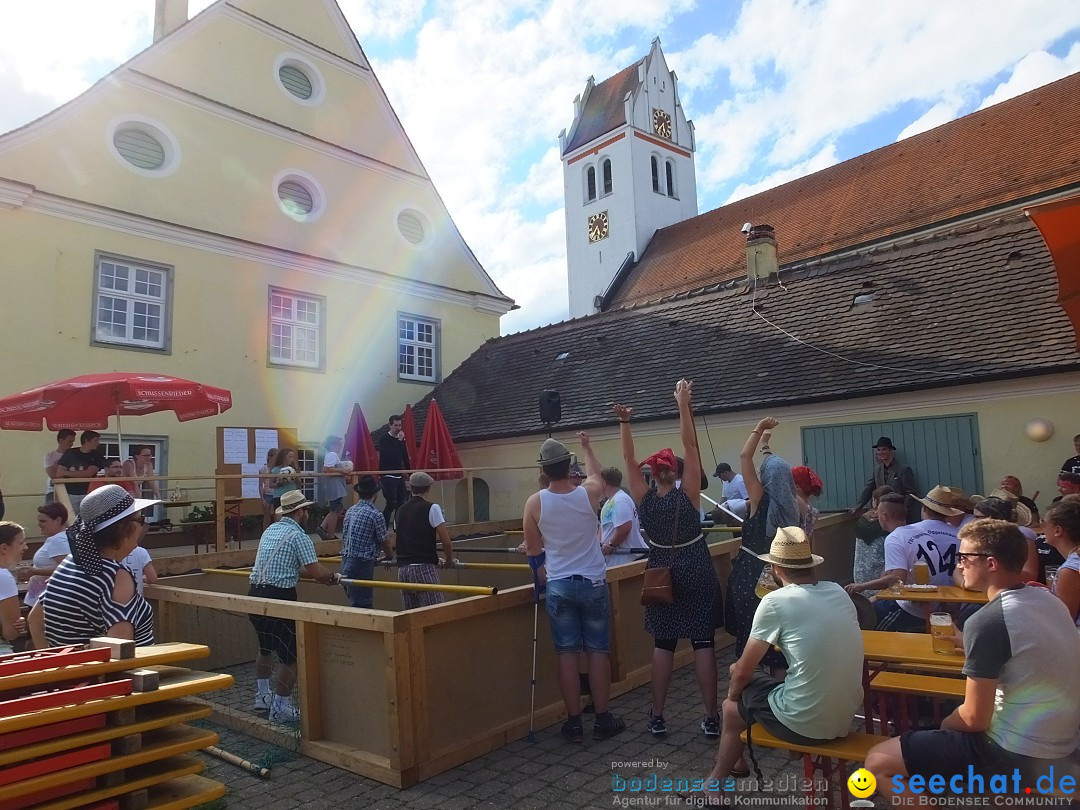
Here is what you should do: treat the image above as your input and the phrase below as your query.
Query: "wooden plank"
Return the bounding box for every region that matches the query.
[0,741,111,786]
[0,647,111,676]
[144,774,226,810]
[0,714,106,754]
[0,725,218,802]
[385,628,414,773]
[0,680,133,718]
[406,622,429,765]
[0,700,212,767]
[871,671,967,698]
[739,725,888,760]
[5,777,96,810]
[29,755,205,810]
[607,579,625,682]
[0,643,209,694]
[0,671,233,735]
[296,621,323,741]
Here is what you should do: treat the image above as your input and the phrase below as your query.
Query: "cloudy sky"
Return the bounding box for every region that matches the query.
[3,1,1080,334]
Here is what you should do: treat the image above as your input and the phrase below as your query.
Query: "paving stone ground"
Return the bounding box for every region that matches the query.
[194,646,890,809]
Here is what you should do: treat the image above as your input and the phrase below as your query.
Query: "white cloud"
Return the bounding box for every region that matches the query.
[895,97,966,141]
[978,43,1080,109]
[724,143,840,204]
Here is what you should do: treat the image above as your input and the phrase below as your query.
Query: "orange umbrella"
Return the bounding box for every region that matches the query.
[416,399,463,480]
[343,403,378,474]
[1027,194,1080,349]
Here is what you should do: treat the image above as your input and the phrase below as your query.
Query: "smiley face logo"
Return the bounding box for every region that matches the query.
[848,768,876,799]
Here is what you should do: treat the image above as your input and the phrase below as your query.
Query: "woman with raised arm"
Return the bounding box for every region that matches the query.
[614,379,721,739]
[724,418,800,674]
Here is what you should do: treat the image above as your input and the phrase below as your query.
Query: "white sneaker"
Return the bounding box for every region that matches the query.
[269,699,299,724]
[253,692,272,711]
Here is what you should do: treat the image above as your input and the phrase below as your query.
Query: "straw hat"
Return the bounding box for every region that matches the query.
[751,526,824,569]
[969,488,1033,527]
[276,489,314,516]
[913,486,964,517]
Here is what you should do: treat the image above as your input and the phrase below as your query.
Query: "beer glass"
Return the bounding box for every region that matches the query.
[930,612,956,654]
[913,560,931,586]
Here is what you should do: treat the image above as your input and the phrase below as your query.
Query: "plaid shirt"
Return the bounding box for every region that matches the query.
[341,500,388,560]
[249,516,318,588]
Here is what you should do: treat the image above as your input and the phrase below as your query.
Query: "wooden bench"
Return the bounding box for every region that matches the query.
[740,725,887,809]
[868,671,965,734]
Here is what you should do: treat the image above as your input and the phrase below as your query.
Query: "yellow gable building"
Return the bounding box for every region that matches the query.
[0,0,512,527]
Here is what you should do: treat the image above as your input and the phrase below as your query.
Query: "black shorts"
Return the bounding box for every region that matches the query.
[901,729,1080,785]
[738,671,838,745]
[248,584,297,665]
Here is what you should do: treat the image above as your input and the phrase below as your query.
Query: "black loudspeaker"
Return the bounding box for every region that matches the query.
[539,390,562,424]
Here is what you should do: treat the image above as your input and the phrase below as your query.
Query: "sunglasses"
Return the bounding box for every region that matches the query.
[955,551,992,563]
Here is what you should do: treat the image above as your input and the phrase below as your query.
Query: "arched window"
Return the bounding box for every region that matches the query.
[585,166,597,202]
[665,160,676,198]
[651,155,660,193]
[602,158,612,195]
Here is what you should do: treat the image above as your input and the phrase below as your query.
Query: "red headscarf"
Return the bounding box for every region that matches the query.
[641,449,677,478]
[792,466,823,496]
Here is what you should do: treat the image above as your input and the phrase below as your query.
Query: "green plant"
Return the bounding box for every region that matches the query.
[181,505,215,523]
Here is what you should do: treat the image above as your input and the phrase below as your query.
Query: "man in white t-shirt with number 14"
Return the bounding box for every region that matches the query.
[599,468,648,566]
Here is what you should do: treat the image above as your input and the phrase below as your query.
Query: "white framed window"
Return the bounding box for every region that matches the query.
[651,155,661,193]
[296,446,318,502]
[665,159,676,198]
[601,158,612,195]
[268,287,324,370]
[92,253,172,352]
[397,314,439,383]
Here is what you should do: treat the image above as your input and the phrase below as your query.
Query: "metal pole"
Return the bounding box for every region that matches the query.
[527,599,539,742]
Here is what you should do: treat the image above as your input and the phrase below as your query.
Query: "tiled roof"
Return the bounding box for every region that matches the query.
[563,63,641,155]
[609,70,1080,308]
[416,216,1078,442]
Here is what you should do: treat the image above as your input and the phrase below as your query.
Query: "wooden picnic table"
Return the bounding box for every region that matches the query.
[861,630,965,733]
[874,585,988,605]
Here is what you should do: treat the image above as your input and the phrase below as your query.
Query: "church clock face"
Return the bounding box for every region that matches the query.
[587,211,609,243]
[652,108,672,139]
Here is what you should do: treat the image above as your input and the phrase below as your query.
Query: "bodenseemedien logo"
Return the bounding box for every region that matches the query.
[848,768,877,799]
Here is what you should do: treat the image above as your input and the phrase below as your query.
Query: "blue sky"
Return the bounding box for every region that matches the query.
[3,1,1080,334]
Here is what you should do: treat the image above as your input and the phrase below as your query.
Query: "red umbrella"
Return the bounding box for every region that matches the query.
[416,399,463,480]
[402,404,418,462]
[0,373,232,445]
[343,402,378,475]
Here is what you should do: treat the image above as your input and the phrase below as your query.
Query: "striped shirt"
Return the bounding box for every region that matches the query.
[41,557,155,646]
[249,516,318,588]
[341,500,387,559]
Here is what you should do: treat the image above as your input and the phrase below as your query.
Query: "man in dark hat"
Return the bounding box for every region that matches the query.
[851,436,917,518]
[340,475,392,608]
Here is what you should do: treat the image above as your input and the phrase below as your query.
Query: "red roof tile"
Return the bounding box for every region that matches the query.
[610,70,1080,307]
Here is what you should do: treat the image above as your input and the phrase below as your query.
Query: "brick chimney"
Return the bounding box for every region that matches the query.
[153,0,189,42]
[745,224,778,285]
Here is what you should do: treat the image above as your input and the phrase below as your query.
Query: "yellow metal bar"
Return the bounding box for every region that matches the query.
[456,562,530,571]
[201,568,498,596]
[703,526,742,533]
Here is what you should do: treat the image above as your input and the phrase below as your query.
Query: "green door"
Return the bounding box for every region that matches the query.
[801,415,982,512]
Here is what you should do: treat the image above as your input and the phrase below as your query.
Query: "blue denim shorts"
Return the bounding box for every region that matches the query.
[545,576,612,653]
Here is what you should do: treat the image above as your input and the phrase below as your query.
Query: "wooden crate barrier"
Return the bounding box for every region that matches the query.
[0,642,233,810]
[147,537,740,788]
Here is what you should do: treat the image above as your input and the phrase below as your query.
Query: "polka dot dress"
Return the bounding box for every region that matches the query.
[725,491,788,669]
[639,487,720,641]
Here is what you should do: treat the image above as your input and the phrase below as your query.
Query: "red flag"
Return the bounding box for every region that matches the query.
[416,399,463,480]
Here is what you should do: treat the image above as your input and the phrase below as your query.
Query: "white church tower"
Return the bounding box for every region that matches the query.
[559,38,698,318]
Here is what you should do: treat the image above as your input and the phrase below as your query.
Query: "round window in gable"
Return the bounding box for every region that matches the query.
[273,54,325,106]
[273,170,325,222]
[114,128,165,169]
[279,64,313,100]
[397,209,431,245]
[105,116,180,177]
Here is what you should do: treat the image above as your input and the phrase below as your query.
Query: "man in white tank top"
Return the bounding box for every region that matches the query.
[523,433,625,743]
